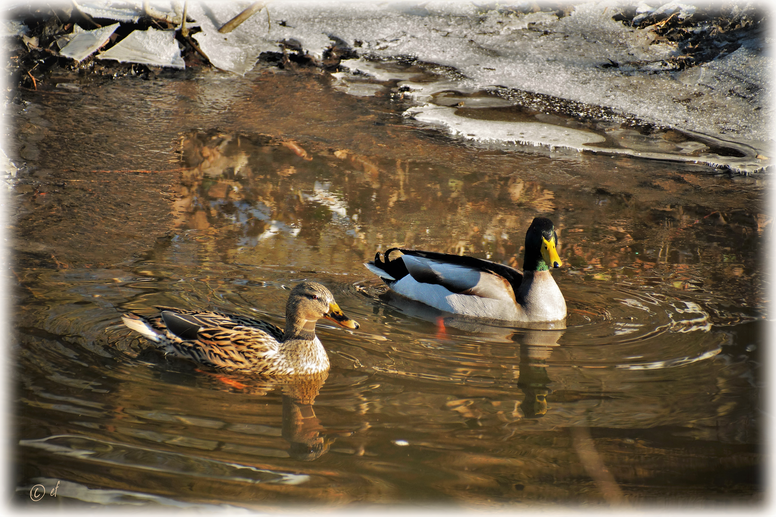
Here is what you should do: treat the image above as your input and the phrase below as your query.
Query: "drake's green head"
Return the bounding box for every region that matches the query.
[523,217,562,272]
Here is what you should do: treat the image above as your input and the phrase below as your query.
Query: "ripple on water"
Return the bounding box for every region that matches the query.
[19,434,310,485]
[561,282,723,369]
[352,279,724,384]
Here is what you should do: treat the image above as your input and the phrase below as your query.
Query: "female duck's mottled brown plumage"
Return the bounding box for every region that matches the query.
[121,282,359,376]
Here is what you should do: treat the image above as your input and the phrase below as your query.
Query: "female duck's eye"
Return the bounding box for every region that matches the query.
[307,294,319,300]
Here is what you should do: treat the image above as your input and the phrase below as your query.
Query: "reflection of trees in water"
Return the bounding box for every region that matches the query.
[176,129,764,310]
[563,200,765,312]
[175,129,561,267]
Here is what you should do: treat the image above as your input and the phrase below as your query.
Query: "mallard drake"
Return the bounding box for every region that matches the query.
[365,217,566,323]
[121,282,359,376]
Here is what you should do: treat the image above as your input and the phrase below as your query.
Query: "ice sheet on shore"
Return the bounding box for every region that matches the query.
[58,23,119,62]
[405,102,765,174]
[406,104,608,149]
[187,2,278,76]
[74,2,142,23]
[259,1,768,145]
[97,27,184,69]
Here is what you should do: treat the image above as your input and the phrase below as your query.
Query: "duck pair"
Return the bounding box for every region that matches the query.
[123,217,566,376]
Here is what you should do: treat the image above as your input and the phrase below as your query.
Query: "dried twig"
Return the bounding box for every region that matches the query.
[183,33,211,65]
[26,71,37,90]
[218,2,266,34]
[180,0,189,37]
[71,0,100,28]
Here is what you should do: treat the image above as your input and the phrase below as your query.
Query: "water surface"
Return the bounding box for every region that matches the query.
[10,65,765,509]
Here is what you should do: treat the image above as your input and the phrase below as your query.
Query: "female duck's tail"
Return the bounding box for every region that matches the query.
[121,313,162,343]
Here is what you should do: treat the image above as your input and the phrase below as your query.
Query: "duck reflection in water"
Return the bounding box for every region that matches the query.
[194,372,341,462]
[280,377,334,461]
[365,290,564,420]
[516,330,564,419]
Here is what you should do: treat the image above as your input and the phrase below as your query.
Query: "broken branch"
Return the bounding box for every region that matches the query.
[218,2,266,34]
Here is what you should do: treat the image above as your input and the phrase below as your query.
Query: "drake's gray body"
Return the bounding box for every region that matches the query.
[366,218,567,323]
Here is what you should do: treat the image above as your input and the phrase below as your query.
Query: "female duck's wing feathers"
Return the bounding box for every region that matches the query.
[122,306,286,372]
[153,307,285,342]
[368,248,523,299]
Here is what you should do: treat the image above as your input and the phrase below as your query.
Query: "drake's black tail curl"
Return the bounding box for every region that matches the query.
[368,248,410,284]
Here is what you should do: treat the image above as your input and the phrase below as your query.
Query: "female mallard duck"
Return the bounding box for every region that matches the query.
[121,282,359,376]
[365,217,566,323]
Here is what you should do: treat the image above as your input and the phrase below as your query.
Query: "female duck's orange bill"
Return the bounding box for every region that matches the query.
[324,302,359,329]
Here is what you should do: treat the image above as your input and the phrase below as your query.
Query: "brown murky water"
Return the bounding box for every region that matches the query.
[10,65,766,509]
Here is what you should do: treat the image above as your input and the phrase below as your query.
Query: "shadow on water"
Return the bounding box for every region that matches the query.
[10,68,766,508]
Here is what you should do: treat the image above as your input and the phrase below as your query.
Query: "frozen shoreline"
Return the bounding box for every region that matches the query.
[258,1,770,172]
[261,1,769,140]
[6,1,772,173]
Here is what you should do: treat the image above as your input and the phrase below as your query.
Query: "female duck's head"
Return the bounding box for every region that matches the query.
[523,218,562,272]
[286,282,360,332]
